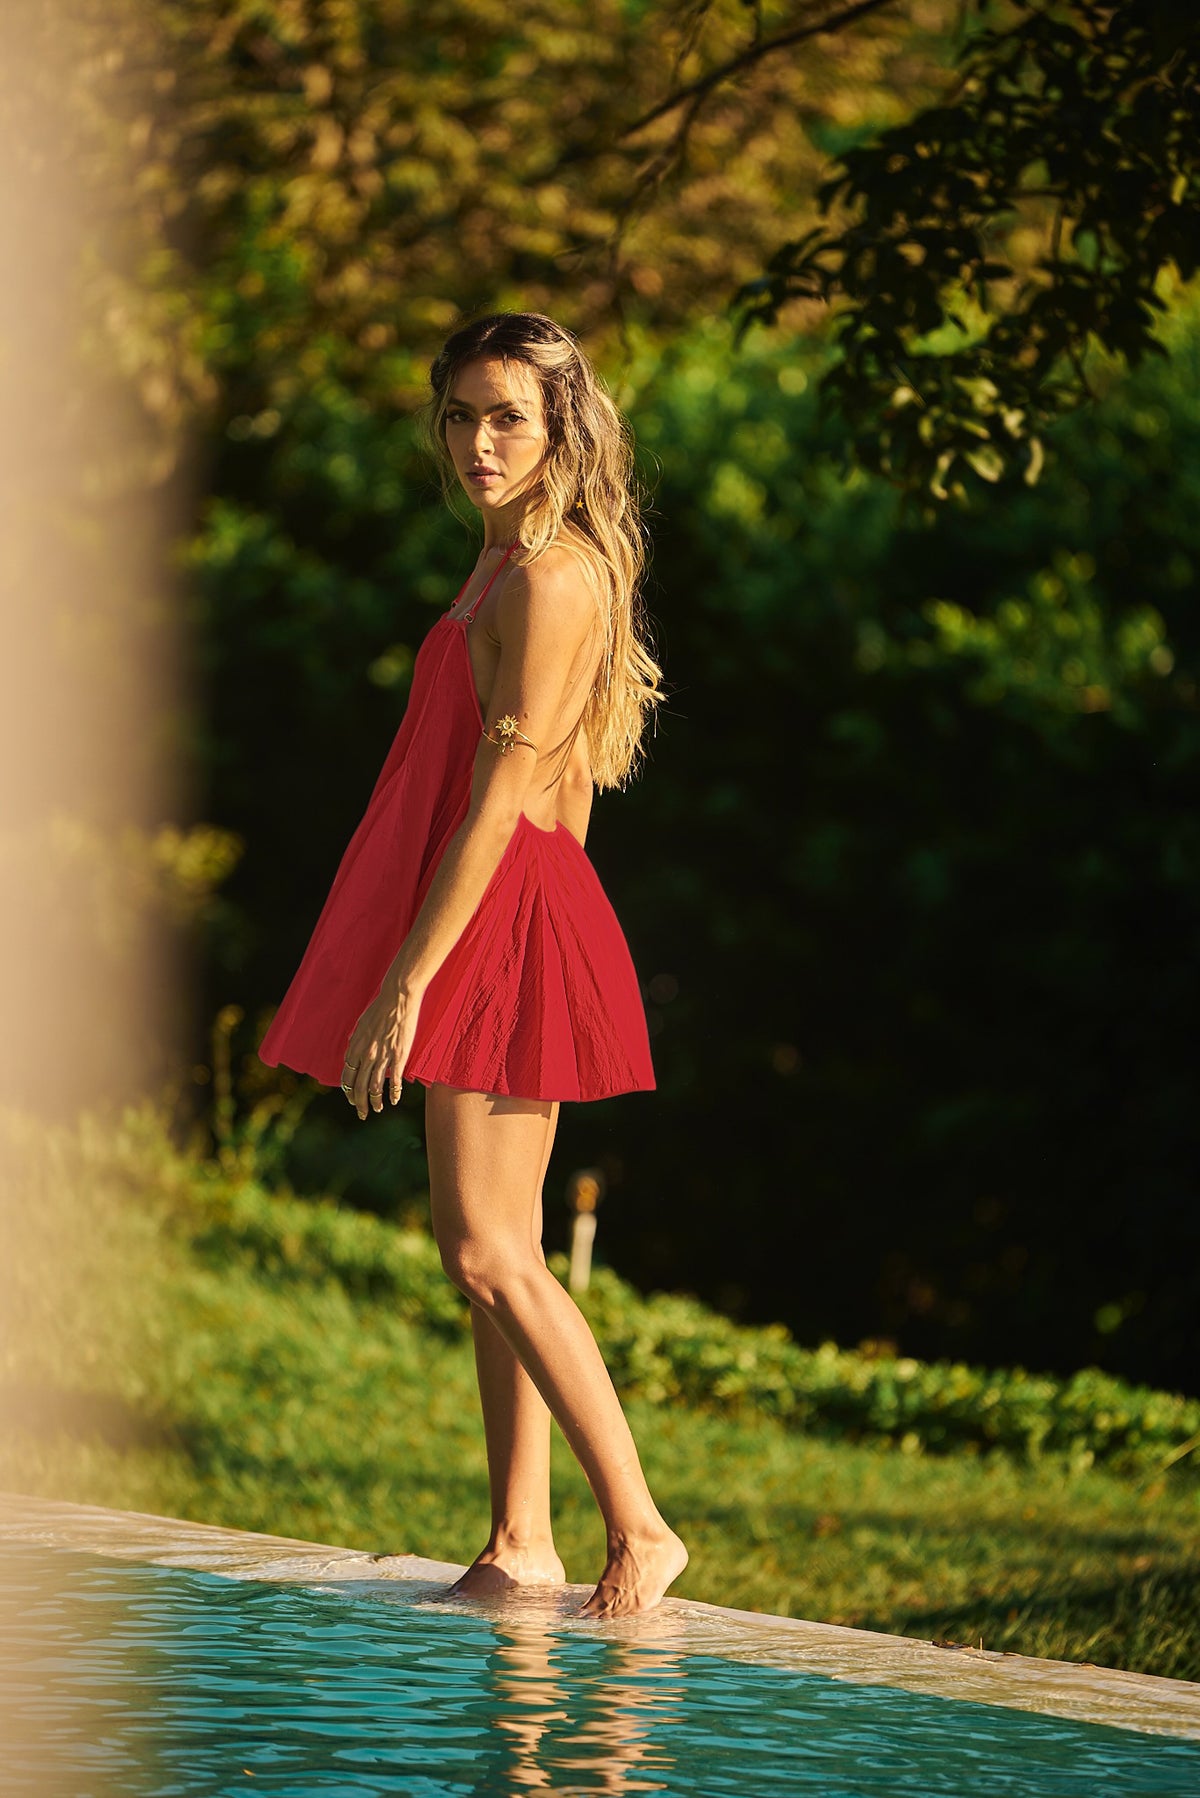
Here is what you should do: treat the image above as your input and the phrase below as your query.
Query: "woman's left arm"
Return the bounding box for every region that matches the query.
[342,549,596,1116]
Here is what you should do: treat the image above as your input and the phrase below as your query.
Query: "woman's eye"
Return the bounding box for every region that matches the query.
[502,411,525,424]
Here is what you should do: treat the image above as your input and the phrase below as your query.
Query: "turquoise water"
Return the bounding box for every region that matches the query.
[1,1544,1197,1796]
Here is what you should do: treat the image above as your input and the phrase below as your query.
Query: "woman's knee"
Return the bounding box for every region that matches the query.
[437,1232,541,1310]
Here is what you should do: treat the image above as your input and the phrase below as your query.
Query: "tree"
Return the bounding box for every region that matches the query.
[26,3,1199,510]
[730,1,1200,512]
[36,0,958,475]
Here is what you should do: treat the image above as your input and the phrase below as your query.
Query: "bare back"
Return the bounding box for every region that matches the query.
[458,546,602,843]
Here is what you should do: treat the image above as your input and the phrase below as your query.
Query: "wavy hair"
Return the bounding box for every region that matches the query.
[420,311,663,790]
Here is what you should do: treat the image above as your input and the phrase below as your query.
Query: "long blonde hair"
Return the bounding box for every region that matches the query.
[421,311,664,790]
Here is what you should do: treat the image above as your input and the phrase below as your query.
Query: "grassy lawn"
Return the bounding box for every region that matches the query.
[2,1101,1197,1681]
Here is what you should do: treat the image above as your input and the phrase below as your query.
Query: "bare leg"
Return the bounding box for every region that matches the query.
[448,1097,566,1594]
[426,1083,688,1617]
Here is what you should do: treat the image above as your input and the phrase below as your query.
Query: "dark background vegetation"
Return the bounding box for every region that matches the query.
[52,0,1200,1393]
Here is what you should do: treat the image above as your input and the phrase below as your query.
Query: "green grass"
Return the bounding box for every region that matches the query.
[1,1099,1197,1682]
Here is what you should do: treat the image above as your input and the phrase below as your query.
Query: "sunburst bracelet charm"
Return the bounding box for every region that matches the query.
[483,714,539,755]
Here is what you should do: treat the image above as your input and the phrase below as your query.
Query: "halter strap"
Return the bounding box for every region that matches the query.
[458,541,518,623]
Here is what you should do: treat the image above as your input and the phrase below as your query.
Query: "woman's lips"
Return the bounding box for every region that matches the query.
[467,469,501,484]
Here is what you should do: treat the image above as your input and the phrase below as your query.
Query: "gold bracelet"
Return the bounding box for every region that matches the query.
[482,713,539,755]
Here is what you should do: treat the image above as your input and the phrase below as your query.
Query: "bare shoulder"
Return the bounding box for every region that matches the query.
[499,540,599,641]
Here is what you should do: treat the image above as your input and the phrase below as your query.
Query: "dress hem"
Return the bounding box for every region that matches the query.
[257,1049,654,1106]
[403,1069,657,1104]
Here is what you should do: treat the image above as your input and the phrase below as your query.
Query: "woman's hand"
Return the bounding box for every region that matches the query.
[340,982,423,1120]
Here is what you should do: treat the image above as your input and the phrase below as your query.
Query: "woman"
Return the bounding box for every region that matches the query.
[258,311,688,1617]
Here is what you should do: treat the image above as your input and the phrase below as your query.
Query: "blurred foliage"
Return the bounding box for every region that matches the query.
[10,1097,1198,1473]
[194,1189,1199,1471]
[570,309,1199,1393]
[736,0,1200,510]
[50,0,1200,506]
[191,1152,1200,1471]
[58,0,958,473]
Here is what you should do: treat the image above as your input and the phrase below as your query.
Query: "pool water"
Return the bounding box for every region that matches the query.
[2,1544,1198,1796]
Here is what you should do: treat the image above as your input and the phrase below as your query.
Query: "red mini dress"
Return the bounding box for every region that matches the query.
[257,547,656,1103]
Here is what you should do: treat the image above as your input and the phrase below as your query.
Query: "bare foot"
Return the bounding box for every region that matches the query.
[445,1542,566,1598]
[578,1527,688,1618]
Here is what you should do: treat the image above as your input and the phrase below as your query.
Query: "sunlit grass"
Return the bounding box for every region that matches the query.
[2,1100,1196,1681]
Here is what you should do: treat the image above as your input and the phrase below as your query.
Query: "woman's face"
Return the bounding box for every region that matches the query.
[443,356,549,519]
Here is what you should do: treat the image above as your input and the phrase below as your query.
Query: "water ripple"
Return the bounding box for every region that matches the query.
[1,1545,1197,1796]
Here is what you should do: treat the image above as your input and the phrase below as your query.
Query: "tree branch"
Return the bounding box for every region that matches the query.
[617,0,904,142]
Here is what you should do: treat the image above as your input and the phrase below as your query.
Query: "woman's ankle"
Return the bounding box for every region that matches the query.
[486,1521,558,1556]
[604,1512,676,1553]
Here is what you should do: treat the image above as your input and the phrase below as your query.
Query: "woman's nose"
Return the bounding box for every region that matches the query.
[471,420,495,454]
